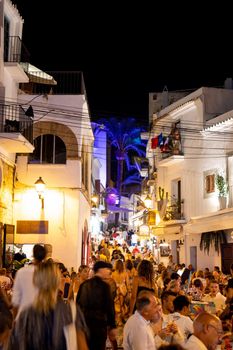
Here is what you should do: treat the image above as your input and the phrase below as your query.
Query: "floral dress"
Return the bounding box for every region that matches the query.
[112,270,129,326]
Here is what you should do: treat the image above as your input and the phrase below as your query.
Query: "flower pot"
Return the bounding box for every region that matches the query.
[218,196,227,210]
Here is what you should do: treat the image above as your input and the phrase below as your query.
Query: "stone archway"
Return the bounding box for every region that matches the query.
[33,121,79,160]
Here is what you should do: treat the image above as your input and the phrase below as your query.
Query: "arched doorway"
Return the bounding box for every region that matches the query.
[81,221,91,265]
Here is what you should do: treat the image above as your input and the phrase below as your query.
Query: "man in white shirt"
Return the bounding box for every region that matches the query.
[203,281,226,314]
[161,290,177,324]
[169,295,193,343]
[12,244,47,319]
[185,312,222,350]
[123,290,161,350]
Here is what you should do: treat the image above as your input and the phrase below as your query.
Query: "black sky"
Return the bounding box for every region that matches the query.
[11,1,233,125]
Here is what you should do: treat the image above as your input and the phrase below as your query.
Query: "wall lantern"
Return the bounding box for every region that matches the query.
[34,176,46,209]
[91,193,99,207]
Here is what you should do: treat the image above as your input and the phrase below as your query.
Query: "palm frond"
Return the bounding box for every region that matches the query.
[200,230,227,255]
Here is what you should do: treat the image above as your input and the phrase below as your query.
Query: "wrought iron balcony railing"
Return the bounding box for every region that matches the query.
[0,103,33,144]
[20,70,85,95]
[4,36,30,64]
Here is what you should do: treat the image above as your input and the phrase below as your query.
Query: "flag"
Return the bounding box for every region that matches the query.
[158,133,163,146]
[164,136,170,146]
[151,137,158,149]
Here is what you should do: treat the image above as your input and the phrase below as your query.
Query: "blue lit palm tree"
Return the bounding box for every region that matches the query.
[98,117,146,201]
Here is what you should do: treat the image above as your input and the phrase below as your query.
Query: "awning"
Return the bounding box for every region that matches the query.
[151,223,183,236]
[21,63,57,85]
[184,208,233,234]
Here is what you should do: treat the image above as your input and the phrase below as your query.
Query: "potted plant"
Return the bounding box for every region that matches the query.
[215,174,228,209]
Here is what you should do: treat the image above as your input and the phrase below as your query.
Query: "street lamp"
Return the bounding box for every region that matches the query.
[91,193,99,207]
[34,176,46,209]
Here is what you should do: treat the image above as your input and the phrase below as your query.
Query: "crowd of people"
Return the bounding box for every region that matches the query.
[0,240,233,350]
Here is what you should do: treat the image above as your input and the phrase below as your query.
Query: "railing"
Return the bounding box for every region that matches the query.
[164,199,184,220]
[4,36,30,64]
[20,71,85,95]
[0,103,33,144]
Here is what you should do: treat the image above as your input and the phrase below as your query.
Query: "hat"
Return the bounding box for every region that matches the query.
[93,261,112,273]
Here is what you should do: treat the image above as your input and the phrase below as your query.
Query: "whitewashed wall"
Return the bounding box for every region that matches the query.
[151,89,233,270]
[13,187,89,270]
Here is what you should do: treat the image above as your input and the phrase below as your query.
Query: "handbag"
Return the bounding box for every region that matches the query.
[63,301,78,350]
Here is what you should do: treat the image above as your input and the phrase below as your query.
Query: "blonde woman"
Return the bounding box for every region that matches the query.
[125,259,137,302]
[8,261,89,350]
[112,259,129,326]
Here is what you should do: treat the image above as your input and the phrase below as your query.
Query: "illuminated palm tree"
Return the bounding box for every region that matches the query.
[98,117,146,201]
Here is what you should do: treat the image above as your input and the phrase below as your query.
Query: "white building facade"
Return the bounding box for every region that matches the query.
[147,85,233,271]
[0,0,93,271]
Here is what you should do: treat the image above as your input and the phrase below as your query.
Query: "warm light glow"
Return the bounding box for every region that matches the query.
[16,189,42,217]
[139,224,150,235]
[143,194,152,209]
[156,211,161,226]
[91,193,99,204]
[34,177,46,197]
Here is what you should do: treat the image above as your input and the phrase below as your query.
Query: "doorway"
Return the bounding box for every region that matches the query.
[190,246,197,271]
[221,243,233,274]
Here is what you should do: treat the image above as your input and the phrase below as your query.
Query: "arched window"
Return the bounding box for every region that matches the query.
[29,134,66,164]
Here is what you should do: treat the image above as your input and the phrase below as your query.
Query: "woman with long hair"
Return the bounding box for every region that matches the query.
[112,259,129,326]
[69,265,90,301]
[125,259,137,299]
[8,261,88,350]
[129,259,158,315]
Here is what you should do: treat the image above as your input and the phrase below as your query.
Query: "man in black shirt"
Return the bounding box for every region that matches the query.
[76,261,117,350]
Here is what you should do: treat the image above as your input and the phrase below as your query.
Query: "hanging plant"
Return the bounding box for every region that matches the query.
[200,230,227,255]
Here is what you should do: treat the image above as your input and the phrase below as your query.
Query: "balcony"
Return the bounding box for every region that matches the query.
[163,198,185,221]
[4,36,30,83]
[20,70,85,95]
[0,104,34,152]
[159,154,184,167]
[155,123,185,167]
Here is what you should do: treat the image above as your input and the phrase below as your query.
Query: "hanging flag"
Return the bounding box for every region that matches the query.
[164,136,170,146]
[151,137,158,149]
[158,133,163,146]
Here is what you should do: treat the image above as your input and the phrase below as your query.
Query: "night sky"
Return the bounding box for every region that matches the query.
[11,1,233,126]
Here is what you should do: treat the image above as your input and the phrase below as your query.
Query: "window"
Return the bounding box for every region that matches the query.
[121,211,128,221]
[203,169,217,198]
[206,174,215,193]
[4,16,10,62]
[29,134,66,164]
